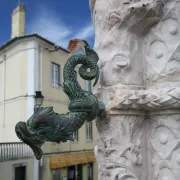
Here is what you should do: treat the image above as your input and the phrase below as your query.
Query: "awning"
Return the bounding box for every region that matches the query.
[85,152,96,162]
[50,154,68,168]
[50,151,96,169]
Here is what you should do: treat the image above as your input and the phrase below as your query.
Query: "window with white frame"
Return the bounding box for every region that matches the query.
[72,130,78,141]
[85,80,92,92]
[13,164,27,180]
[51,63,60,87]
[86,122,92,141]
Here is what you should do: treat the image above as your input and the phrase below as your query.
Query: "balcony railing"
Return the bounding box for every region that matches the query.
[0,142,34,162]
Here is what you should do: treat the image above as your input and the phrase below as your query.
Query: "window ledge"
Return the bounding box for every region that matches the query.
[71,140,79,144]
[86,139,93,143]
[51,85,62,89]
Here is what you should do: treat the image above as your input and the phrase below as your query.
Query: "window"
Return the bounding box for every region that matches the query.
[51,63,60,87]
[85,67,92,93]
[14,166,26,180]
[67,166,75,179]
[87,163,93,180]
[86,122,92,141]
[85,80,92,92]
[72,130,78,141]
[52,169,61,180]
[77,165,83,180]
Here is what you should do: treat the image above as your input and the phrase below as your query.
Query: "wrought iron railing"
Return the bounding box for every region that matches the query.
[0,142,33,162]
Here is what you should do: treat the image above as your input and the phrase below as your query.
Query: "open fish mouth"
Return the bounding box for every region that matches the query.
[15,122,43,160]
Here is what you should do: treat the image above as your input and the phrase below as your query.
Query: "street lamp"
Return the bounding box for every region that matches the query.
[34,91,44,112]
[33,91,44,180]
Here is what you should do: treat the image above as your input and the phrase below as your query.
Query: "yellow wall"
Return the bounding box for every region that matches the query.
[0,37,97,146]
[41,49,70,106]
[0,37,98,179]
[43,120,97,154]
[41,48,86,113]
[40,40,96,154]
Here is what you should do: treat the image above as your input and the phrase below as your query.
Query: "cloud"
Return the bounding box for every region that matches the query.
[27,7,94,48]
[73,24,94,40]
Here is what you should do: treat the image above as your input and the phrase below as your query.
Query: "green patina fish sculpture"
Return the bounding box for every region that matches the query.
[15,46,105,160]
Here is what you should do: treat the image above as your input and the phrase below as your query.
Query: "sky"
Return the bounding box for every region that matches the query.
[0,0,95,48]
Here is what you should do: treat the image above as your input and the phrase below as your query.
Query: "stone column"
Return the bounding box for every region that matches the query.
[95,109,146,180]
[89,0,180,179]
[147,110,180,180]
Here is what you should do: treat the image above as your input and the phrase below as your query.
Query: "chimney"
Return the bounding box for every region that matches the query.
[11,4,26,39]
[68,39,79,52]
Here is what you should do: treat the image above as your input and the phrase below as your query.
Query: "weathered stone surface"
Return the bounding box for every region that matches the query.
[90,0,180,179]
[95,110,146,180]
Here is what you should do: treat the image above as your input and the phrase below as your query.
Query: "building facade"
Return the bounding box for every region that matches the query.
[0,4,97,180]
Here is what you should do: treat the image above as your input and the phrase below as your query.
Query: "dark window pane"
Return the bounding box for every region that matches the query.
[15,166,26,180]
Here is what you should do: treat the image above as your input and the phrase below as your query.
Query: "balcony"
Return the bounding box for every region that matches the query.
[0,142,33,162]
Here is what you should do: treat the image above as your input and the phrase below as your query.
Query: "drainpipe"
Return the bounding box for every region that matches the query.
[33,156,39,180]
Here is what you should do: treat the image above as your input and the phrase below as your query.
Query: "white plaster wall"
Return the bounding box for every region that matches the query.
[0,158,34,180]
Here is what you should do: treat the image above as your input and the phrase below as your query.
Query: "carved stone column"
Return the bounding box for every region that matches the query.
[95,109,146,180]
[89,0,180,179]
[147,110,180,180]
